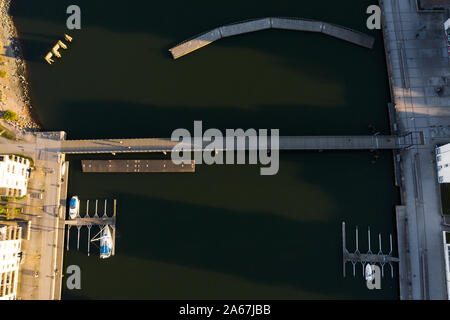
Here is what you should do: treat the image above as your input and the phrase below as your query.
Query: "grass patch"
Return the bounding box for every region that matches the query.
[3,110,17,121]
[0,70,8,78]
[0,123,16,140]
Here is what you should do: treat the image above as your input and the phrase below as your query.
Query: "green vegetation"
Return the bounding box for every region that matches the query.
[1,195,26,201]
[0,70,7,78]
[3,110,18,121]
[0,123,16,140]
[0,205,21,220]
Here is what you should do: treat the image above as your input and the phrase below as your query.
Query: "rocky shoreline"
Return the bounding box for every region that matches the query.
[0,0,40,136]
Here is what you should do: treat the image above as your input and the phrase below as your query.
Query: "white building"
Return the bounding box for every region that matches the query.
[0,155,30,197]
[0,225,21,300]
[436,144,450,183]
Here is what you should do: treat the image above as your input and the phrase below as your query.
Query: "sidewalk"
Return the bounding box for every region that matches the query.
[380,0,450,299]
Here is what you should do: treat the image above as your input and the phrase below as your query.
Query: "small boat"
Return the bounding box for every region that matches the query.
[365,264,374,281]
[445,18,450,58]
[68,196,80,219]
[91,225,113,259]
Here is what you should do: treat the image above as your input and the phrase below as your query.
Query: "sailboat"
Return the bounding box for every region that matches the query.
[91,225,113,259]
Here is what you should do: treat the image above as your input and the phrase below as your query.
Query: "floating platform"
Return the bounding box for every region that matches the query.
[169,17,375,59]
[81,159,195,173]
[342,222,399,278]
[65,199,117,257]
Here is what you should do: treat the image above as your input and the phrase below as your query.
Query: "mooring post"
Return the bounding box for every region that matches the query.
[87,225,91,256]
[66,226,71,251]
[77,226,81,251]
[368,226,372,255]
[95,199,98,218]
[104,199,107,217]
[86,199,89,218]
[389,234,393,255]
[355,225,360,254]
[378,233,383,255]
[342,222,346,277]
[112,199,117,256]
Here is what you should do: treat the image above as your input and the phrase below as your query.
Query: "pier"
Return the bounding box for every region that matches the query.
[342,222,399,278]
[59,133,422,154]
[81,160,195,173]
[65,199,116,257]
[169,17,375,59]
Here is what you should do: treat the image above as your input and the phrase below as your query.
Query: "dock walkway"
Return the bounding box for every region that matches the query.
[169,17,375,59]
[81,160,195,173]
[60,134,419,154]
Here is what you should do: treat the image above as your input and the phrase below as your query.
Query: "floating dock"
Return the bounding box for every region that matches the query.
[81,159,195,173]
[342,221,399,278]
[169,17,375,59]
[65,199,116,257]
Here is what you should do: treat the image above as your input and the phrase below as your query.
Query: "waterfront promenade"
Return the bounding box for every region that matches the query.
[169,17,375,59]
[380,0,450,299]
[0,132,67,299]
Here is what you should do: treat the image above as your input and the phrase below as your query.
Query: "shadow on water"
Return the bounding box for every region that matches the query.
[3,37,55,62]
[10,0,383,61]
[61,152,399,299]
[9,0,399,299]
[51,100,391,139]
[114,194,343,293]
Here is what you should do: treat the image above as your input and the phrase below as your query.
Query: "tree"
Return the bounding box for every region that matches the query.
[3,110,18,121]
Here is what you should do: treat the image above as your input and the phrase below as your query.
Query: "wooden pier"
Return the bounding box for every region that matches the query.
[81,159,195,173]
[65,199,117,257]
[169,17,375,59]
[342,221,399,278]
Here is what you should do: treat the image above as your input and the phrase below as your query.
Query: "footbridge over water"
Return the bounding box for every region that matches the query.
[169,17,375,59]
[59,133,422,154]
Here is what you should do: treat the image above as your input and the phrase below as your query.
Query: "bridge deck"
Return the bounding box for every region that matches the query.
[60,135,410,154]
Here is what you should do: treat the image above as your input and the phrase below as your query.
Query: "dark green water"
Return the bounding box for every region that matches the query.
[11,0,399,299]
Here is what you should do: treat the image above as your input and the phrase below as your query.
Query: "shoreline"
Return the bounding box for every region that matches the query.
[0,0,40,138]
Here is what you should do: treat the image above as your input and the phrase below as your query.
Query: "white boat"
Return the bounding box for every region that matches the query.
[91,225,113,259]
[445,18,450,58]
[365,264,374,281]
[68,196,79,219]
